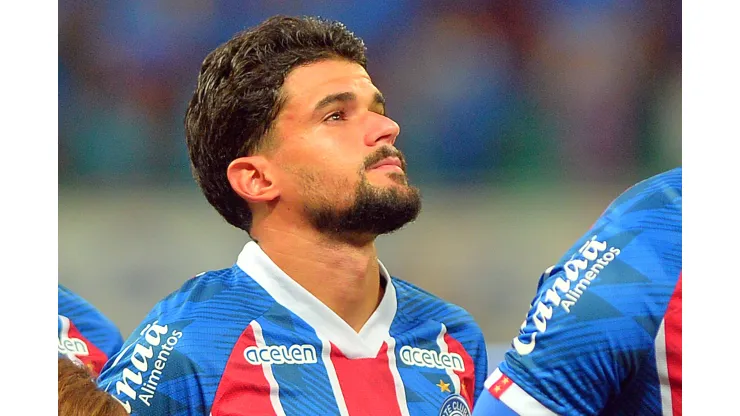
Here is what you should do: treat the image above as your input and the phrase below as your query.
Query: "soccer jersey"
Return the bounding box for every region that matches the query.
[58,284,125,377]
[474,167,682,416]
[97,241,488,415]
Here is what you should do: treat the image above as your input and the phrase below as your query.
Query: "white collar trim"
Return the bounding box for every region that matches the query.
[236,241,396,359]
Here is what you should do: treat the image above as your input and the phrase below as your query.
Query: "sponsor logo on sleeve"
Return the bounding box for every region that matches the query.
[513,235,621,355]
[109,321,183,413]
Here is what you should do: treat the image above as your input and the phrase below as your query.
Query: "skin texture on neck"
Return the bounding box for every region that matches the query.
[251,223,384,333]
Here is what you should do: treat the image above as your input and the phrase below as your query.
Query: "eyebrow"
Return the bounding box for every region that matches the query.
[313,91,386,114]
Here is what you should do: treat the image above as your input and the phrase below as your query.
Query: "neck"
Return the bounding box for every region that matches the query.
[251,224,385,332]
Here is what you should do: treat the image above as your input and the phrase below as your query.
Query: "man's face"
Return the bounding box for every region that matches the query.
[268,59,421,238]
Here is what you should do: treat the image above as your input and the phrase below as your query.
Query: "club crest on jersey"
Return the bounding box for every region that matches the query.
[438,394,471,416]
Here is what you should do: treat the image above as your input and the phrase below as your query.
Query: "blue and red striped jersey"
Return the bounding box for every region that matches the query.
[473,167,682,415]
[58,284,125,377]
[97,242,488,415]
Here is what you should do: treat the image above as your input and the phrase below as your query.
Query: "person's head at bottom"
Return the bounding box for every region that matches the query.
[58,357,127,416]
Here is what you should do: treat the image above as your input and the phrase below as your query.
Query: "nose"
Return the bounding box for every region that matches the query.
[364,112,400,146]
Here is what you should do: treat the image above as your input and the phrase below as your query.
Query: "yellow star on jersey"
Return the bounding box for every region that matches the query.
[436,380,451,393]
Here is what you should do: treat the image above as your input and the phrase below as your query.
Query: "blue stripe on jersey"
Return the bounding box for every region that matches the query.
[258,305,342,416]
[472,390,520,416]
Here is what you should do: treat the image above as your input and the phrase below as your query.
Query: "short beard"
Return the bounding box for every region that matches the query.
[303,171,422,242]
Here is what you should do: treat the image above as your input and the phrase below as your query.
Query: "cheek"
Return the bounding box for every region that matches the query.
[302,150,364,184]
[282,162,357,198]
[317,164,362,194]
[307,127,365,162]
[277,131,367,184]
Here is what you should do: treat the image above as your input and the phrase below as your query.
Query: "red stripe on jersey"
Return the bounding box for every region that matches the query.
[488,374,514,399]
[331,342,402,416]
[211,325,276,416]
[664,272,682,416]
[66,321,109,377]
[443,334,476,408]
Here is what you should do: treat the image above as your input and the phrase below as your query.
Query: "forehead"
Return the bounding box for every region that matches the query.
[281,59,377,112]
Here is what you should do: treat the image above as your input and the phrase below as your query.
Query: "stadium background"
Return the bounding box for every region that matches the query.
[58,0,681,367]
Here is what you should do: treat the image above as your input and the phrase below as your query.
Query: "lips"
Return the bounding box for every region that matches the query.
[367,157,403,171]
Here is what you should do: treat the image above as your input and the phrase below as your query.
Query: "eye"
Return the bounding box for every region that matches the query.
[324,111,346,122]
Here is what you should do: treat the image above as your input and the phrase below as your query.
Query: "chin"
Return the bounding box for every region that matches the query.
[370,172,408,187]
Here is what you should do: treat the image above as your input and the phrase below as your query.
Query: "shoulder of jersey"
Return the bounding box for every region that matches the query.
[151,265,272,319]
[392,277,480,329]
[58,283,117,325]
[602,167,681,220]
[58,283,88,307]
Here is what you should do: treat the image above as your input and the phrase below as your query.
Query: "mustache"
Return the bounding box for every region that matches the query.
[363,146,407,171]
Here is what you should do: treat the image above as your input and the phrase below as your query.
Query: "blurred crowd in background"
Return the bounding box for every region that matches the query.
[59,0,680,186]
[58,0,681,356]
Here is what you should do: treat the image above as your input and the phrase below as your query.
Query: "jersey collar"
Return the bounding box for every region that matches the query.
[236,241,397,359]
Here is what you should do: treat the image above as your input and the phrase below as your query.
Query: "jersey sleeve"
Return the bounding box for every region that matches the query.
[97,318,208,416]
[474,169,682,416]
[475,230,670,415]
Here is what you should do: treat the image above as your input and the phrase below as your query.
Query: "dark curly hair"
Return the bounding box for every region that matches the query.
[185,15,368,233]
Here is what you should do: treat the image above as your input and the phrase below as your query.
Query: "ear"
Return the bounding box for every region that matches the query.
[227,156,280,203]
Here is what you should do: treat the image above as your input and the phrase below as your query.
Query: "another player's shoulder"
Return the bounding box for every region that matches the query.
[600,167,682,226]
[639,166,682,191]
[58,283,124,376]
[58,283,79,303]
[577,167,681,273]
[57,283,120,339]
[619,166,681,200]
[392,277,481,332]
[59,283,100,314]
